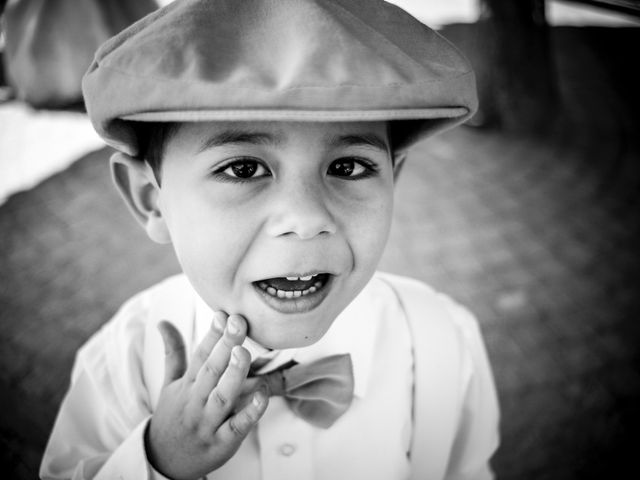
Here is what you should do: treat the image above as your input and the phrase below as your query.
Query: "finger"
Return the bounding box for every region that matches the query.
[191,314,247,401]
[157,321,187,387]
[205,346,251,422]
[232,377,264,414]
[185,311,227,382]
[216,387,268,447]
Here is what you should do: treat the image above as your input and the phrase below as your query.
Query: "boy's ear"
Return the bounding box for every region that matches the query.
[109,152,171,244]
[392,152,407,181]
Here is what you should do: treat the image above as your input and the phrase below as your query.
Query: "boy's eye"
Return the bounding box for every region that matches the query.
[327,158,375,179]
[215,159,270,181]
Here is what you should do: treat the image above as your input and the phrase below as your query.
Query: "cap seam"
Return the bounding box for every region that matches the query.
[321,0,462,75]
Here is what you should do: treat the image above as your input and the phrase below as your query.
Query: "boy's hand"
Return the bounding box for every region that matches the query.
[145,312,268,480]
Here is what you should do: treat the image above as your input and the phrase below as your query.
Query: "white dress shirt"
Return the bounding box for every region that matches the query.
[40,272,498,480]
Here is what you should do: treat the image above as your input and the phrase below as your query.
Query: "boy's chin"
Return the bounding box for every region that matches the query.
[247,321,334,350]
[242,291,347,350]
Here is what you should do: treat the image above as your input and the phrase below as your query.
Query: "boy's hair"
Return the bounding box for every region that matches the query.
[135,122,179,181]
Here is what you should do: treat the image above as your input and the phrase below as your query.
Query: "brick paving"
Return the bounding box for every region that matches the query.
[1,26,639,479]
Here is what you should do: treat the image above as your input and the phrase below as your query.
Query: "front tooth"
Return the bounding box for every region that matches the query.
[300,275,313,281]
[277,290,286,298]
[286,276,299,281]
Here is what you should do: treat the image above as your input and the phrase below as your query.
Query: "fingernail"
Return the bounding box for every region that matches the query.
[212,312,225,331]
[258,383,270,398]
[227,315,241,335]
[230,346,241,365]
[253,390,265,407]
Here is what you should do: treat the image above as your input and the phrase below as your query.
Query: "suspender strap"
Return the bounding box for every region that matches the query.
[378,273,465,480]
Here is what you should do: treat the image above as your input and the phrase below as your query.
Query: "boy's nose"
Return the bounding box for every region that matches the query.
[265,181,337,240]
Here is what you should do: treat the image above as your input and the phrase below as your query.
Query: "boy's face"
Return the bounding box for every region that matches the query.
[156,120,395,349]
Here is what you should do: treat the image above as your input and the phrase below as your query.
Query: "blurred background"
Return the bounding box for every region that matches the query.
[1,0,639,478]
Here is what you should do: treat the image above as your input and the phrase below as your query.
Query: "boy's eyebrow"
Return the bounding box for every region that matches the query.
[328,133,390,152]
[197,129,284,152]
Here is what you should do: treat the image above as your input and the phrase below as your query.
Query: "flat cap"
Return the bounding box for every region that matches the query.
[82,0,477,157]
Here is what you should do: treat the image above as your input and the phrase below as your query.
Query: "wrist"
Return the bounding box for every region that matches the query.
[144,418,178,480]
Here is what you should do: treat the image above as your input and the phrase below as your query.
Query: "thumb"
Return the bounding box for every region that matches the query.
[157,320,187,387]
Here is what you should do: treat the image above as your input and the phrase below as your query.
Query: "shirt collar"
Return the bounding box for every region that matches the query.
[193,287,379,399]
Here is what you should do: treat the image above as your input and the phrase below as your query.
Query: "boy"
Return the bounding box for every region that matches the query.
[40,0,499,479]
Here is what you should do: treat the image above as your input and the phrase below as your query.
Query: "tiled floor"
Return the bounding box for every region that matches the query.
[1,25,639,479]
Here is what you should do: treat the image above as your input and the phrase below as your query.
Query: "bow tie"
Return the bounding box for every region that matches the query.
[249,354,354,429]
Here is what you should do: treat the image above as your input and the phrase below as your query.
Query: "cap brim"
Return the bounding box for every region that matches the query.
[122,107,470,123]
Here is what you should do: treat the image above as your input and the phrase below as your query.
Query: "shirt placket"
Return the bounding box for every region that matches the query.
[258,396,314,480]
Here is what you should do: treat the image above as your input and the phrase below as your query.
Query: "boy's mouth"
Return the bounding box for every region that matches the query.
[252,273,333,313]
[256,273,330,298]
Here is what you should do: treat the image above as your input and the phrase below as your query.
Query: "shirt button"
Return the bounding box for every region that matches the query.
[279,443,296,456]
